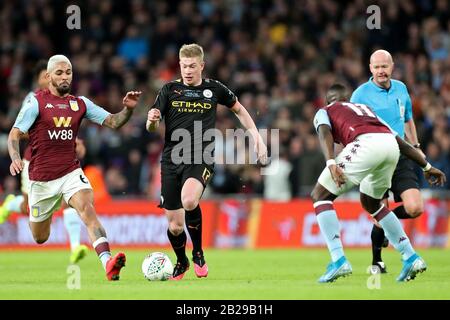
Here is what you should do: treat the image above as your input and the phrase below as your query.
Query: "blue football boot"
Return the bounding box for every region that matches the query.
[396,253,427,282]
[318,256,352,283]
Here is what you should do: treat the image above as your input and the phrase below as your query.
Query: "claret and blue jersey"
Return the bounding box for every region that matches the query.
[13,90,110,181]
[313,101,392,146]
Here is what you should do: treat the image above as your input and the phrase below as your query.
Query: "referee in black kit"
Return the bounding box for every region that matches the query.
[146,43,268,280]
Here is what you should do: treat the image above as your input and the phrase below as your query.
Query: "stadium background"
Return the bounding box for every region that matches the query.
[0,0,449,250]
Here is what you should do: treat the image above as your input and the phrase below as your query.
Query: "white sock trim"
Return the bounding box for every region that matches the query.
[93,237,108,248]
[313,200,333,208]
[371,204,385,217]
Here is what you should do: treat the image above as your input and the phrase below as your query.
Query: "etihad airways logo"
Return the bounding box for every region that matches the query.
[172,100,212,112]
[53,116,72,127]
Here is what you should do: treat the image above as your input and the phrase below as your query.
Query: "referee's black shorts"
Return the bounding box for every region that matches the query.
[383,154,420,202]
[159,162,214,210]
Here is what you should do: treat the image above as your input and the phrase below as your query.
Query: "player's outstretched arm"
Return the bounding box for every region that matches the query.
[8,128,24,176]
[395,135,446,186]
[146,108,161,132]
[230,101,268,164]
[103,91,142,130]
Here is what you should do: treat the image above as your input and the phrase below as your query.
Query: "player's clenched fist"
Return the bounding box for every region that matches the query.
[10,158,24,176]
[148,108,161,122]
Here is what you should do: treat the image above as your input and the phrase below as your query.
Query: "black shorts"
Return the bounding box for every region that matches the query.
[383,155,420,202]
[160,162,214,210]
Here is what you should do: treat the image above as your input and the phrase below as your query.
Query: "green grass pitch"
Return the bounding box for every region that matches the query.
[1,248,449,300]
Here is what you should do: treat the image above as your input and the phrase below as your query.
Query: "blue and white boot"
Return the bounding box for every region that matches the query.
[396,253,427,282]
[318,256,352,283]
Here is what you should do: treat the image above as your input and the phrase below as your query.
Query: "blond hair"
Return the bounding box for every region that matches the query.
[47,54,72,72]
[179,43,204,61]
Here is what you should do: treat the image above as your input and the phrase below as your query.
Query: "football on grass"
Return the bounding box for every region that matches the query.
[142,252,174,281]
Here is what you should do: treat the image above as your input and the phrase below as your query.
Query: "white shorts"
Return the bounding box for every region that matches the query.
[21,159,30,194]
[29,168,92,223]
[318,133,400,199]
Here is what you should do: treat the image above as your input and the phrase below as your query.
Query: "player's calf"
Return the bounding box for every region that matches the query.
[29,220,51,244]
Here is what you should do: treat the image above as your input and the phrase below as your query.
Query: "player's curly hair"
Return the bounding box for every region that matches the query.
[179,43,204,61]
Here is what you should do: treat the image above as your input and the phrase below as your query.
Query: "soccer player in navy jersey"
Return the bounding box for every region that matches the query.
[147,44,268,280]
[310,84,445,283]
[8,55,142,280]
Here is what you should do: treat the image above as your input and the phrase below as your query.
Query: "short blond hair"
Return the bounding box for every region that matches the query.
[47,54,72,72]
[179,43,204,61]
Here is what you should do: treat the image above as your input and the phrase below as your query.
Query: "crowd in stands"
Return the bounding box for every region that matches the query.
[1,0,449,201]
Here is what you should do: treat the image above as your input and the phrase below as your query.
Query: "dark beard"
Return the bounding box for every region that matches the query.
[56,84,71,95]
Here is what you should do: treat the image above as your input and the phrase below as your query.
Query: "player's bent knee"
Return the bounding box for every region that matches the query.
[404,204,423,218]
[168,223,184,236]
[181,197,199,211]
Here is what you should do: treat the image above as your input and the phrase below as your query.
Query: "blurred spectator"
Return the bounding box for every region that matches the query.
[296,135,326,196]
[264,147,292,201]
[105,166,128,196]
[118,25,149,66]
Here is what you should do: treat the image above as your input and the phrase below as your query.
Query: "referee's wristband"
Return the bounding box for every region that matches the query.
[326,159,336,168]
[422,162,432,172]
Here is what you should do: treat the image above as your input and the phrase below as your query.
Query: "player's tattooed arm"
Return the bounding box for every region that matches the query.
[103,91,142,129]
[104,107,134,129]
[8,128,24,176]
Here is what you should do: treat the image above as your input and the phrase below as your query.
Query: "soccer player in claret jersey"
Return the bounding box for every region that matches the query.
[147,44,268,280]
[310,84,445,283]
[1,60,88,264]
[8,55,142,280]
